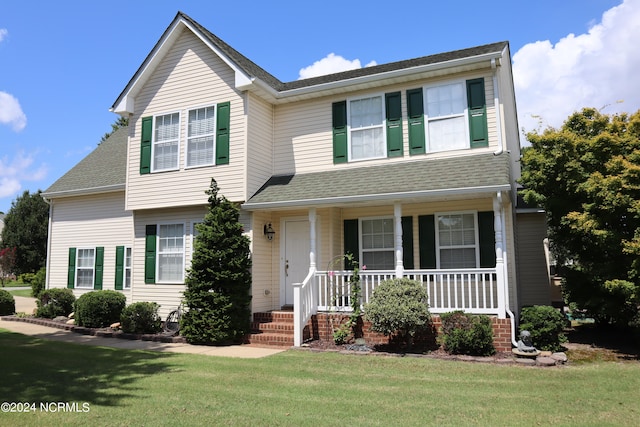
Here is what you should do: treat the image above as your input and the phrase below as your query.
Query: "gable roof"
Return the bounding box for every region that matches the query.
[42,126,128,199]
[243,152,512,210]
[112,11,509,112]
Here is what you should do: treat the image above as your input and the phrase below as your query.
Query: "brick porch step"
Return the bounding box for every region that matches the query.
[246,311,295,347]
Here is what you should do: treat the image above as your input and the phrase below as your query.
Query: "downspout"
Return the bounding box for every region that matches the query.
[42,196,53,291]
[492,58,504,157]
[498,192,517,347]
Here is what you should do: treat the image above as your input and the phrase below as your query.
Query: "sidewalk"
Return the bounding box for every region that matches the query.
[2,297,285,359]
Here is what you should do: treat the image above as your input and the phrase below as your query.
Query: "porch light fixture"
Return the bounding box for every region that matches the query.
[263,223,275,241]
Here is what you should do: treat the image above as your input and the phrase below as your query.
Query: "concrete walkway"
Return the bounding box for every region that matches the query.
[2,296,285,359]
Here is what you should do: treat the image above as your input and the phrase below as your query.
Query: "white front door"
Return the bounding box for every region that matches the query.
[282,219,310,306]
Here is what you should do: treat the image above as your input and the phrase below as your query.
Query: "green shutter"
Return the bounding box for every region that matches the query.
[332,101,348,164]
[467,78,488,148]
[94,247,104,290]
[67,248,76,289]
[145,225,157,284]
[407,88,425,155]
[115,246,125,290]
[478,211,496,268]
[140,116,152,174]
[418,215,436,269]
[402,216,414,269]
[216,101,230,165]
[343,219,359,269]
[385,92,403,157]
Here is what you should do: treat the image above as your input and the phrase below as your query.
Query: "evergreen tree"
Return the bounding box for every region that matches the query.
[181,179,252,344]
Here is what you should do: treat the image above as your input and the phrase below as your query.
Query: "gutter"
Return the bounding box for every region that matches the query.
[41,184,125,200]
[242,184,511,211]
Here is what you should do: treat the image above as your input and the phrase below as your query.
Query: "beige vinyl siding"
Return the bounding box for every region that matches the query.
[132,206,206,319]
[47,192,133,300]
[273,73,498,176]
[246,94,274,198]
[126,28,246,211]
[515,212,551,307]
[250,210,275,313]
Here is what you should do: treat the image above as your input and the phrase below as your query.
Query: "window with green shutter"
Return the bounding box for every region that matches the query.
[67,247,76,289]
[407,88,425,155]
[466,78,488,148]
[145,225,157,284]
[385,92,403,157]
[418,215,436,269]
[115,246,125,290]
[343,219,359,269]
[140,116,152,174]
[215,101,230,165]
[332,101,348,163]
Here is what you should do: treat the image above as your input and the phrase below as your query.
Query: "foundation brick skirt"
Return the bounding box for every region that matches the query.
[307,313,512,352]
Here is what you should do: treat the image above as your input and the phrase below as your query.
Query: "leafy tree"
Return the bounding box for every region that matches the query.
[520,108,640,325]
[181,179,252,344]
[1,190,49,275]
[0,247,17,286]
[99,116,129,144]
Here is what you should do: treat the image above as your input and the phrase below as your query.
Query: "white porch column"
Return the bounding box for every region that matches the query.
[493,193,506,319]
[308,208,318,312]
[394,203,404,278]
[308,208,317,271]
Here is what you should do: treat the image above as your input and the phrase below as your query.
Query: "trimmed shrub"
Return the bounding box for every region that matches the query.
[36,288,76,318]
[75,290,126,328]
[519,305,567,352]
[30,267,46,299]
[0,289,16,315]
[364,278,431,348]
[440,311,495,356]
[120,302,162,334]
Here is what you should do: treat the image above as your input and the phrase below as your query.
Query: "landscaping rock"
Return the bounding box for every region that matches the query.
[551,352,568,364]
[540,350,553,357]
[516,358,536,365]
[110,322,121,329]
[536,356,557,367]
[66,319,75,325]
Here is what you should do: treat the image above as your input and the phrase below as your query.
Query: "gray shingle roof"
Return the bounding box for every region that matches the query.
[244,152,512,209]
[43,126,128,198]
[180,11,508,92]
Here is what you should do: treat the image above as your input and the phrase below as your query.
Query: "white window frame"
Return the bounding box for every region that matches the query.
[186,105,216,169]
[156,223,186,284]
[75,248,95,289]
[347,93,387,162]
[151,111,181,172]
[423,80,470,153]
[123,246,132,290]
[359,216,395,270]
[435,211,480,269]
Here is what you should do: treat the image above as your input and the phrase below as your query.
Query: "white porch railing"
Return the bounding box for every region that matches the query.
[292,269,316,347]
[316,269,501,315]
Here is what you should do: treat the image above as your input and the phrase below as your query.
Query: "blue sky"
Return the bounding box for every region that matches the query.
[1,0,638,214]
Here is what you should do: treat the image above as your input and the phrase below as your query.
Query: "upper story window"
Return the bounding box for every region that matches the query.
[139,101,230,175]
[349,95,385,161]
[187,106,215,167]
[436,213,478,269]
[425,82,467,152]
[407,78,488,155]
[153,113,180,171]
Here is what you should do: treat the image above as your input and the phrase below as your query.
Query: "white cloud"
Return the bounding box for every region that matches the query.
[0,91,27,132]
[0,28,7,43]
[0,151,47,198]
[298,53,377,79]
[513,0,640,139]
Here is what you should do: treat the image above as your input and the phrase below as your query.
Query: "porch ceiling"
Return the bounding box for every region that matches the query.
[243,152,512,210]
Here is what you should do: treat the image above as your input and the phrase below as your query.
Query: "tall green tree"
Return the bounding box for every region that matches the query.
[180,179,252,344]
[1,190,49,275]
[99,116,129,144]
[520,108,640,326]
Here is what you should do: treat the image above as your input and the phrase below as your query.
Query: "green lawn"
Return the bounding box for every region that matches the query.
[6,289,32,298]
[1,330,639,426]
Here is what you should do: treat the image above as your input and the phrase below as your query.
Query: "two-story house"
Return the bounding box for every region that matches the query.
[43,12,548,350]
